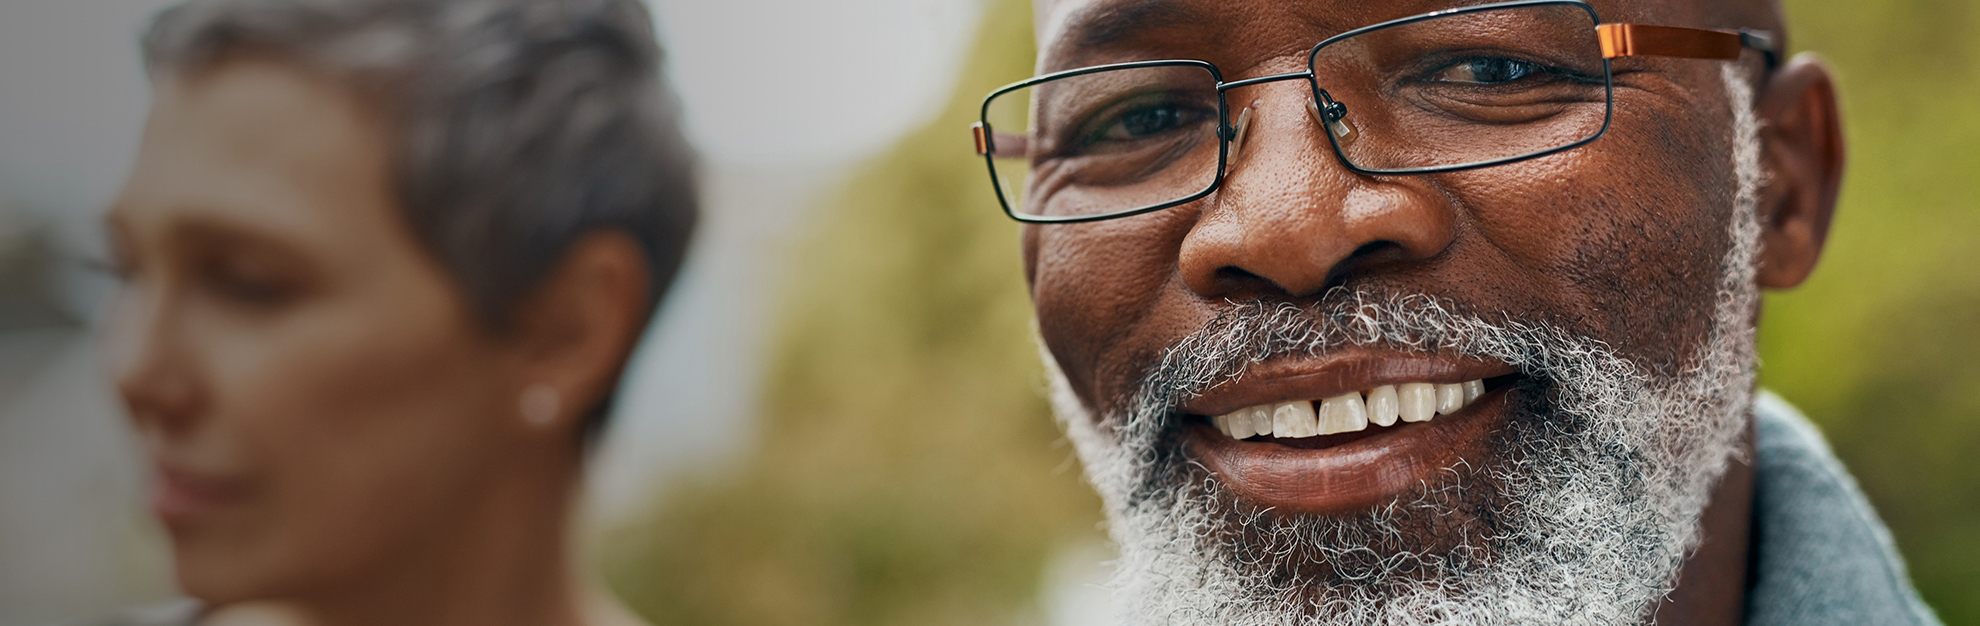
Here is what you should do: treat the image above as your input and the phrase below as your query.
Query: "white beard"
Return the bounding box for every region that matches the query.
[1043,65,1768,626]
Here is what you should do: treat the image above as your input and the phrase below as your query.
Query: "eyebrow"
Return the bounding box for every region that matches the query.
[1046,0,1215,66]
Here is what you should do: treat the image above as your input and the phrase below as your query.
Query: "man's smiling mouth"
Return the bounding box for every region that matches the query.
[1208,379,1496,443]
[1176,354,1523,512]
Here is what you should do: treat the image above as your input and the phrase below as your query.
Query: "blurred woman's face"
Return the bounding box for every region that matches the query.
[106,57,531,602]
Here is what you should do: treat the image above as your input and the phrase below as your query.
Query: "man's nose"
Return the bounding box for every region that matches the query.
[105,286,205,434]
[1179,88,1455,300]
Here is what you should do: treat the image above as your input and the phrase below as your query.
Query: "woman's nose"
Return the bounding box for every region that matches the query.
[105,286,204,433]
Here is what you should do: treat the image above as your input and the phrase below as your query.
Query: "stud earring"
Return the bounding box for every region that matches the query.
[520,383,561,428]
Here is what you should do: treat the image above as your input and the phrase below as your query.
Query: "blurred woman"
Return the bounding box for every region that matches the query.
[92,0,696,624]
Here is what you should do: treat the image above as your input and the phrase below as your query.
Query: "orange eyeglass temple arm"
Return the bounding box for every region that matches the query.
[1597,24,1776,61]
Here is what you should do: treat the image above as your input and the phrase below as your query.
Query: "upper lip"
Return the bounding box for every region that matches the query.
[1180,348,1519,417]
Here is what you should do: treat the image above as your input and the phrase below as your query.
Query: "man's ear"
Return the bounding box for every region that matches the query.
[1753,53,1847,290]
[506,231,652,435]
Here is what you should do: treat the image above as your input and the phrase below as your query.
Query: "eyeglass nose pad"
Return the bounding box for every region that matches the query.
[1308,98,1358,145]
[1228,105,1256,163]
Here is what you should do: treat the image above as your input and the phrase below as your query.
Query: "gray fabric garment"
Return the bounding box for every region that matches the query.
[52,600,196,626]
[1745,391,1941,626]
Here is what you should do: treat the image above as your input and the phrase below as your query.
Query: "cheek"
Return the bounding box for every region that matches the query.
[192,285,506,581]
[1454,95,1738,370]
[1030,212,1198,406]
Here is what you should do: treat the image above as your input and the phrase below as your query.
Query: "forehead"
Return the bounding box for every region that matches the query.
[1033,0,1696,72]
[112,57,399,247]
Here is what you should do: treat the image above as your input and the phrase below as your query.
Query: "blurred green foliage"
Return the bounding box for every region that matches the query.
[1763,0,1980,622]
[607,0,1980,622]
[604,1,1103,625]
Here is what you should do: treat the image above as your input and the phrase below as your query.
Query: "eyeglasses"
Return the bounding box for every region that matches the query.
[969,0,1777,223]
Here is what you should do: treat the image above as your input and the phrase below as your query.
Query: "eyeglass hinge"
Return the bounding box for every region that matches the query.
[971,122,991,156]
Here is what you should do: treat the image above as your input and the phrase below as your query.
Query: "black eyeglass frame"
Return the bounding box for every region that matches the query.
[973,0,1776,224]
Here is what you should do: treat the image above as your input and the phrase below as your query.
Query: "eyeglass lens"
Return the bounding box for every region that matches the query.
[986,3,1608,221]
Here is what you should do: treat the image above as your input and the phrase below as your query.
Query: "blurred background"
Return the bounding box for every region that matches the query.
[0,0,1973,624]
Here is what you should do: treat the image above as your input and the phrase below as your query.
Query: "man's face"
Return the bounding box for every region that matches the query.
[1023,0,1785,622]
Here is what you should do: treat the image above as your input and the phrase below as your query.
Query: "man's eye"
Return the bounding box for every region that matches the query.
[1430,57,1543,85]
[1091,103,1207,144]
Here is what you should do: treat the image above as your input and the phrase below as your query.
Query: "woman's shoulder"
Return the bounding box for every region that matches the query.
[53,601,200,626]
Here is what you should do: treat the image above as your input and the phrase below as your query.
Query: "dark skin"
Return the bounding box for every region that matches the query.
[1021,0,1844,623]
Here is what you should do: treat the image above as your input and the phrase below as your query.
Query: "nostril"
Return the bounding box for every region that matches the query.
[1319,240,1406,287]
[1208,265,1279,299]
[1349,241,1394,259]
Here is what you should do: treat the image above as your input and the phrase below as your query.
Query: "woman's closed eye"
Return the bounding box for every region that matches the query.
[197,250,310,310]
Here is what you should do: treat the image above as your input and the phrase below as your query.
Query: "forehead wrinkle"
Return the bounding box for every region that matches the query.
[1075,0,1208,48]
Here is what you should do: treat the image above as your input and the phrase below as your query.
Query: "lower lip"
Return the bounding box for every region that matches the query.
[151,470,247,525]
[1184,390,1508,514]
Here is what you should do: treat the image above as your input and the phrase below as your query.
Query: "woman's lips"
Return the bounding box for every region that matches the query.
[1184,387,1509,515]
[151,464,250,524]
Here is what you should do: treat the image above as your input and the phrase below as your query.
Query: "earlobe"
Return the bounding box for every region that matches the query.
[507,231,652,435]
[1753,53,1847,290]
[520,383,562,428]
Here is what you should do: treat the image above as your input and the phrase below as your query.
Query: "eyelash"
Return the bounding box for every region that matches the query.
[200,264,297,308]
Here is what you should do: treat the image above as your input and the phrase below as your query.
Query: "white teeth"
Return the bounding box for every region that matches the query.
[1366,385,1399,427]
[1435,383,1465,415]
[1219,408,1251,437]
[1238,406,1264,439]
[1216,411,1238,439]
[1246,405,1272,439]
[1399,383,1437,423]
[1317,392,1369,435]
[1272,401,1318,438]
[1211,379,1489,440]
[1215,406,1255,439]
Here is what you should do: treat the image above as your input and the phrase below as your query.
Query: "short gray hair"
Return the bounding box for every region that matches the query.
[141,0,698,326]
